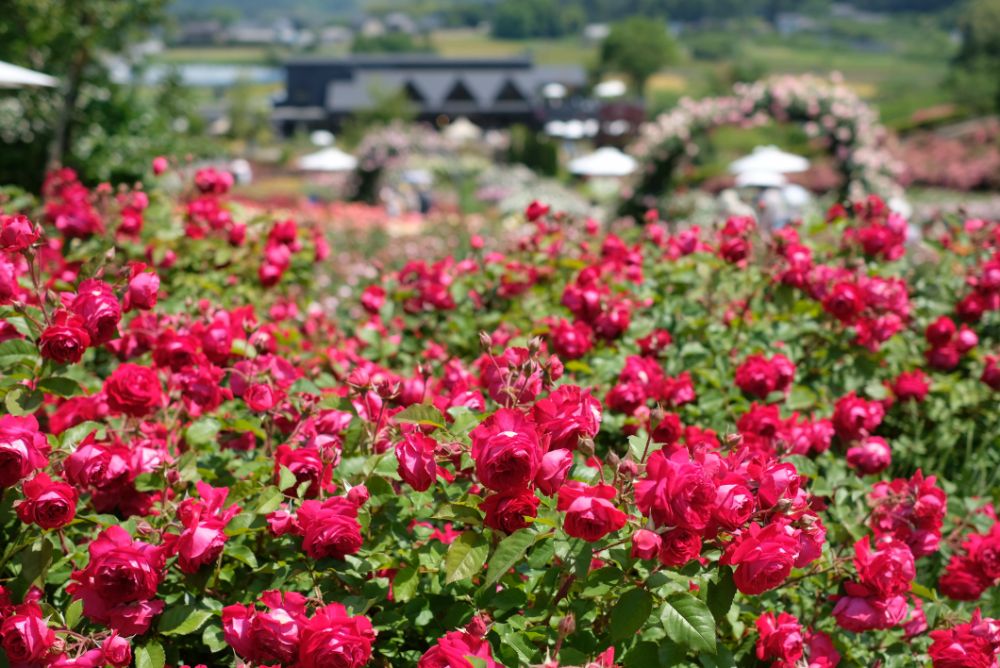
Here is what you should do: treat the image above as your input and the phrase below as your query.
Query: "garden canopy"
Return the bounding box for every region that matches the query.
[296,147,358,172]
[0,60,58,88]
[729,145,809,175]
[569,146,638,177]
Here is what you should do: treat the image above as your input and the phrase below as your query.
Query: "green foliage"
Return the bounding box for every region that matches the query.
[491,0,585,39]
[949,0,1000,113]
[599,17,679,96]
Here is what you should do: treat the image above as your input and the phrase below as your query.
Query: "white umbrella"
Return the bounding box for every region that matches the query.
[562,119,585,140]
[542,83,567,99]
[310,130,335,147]
[594,80,627,98]
[297,147,358,172]
[443,117,481,143]
[735,170,787,188]
[782,183,812,207]
[729,145,809,175]
[568,146,637,177]
[0,61,58,88]
[544,120,568,137]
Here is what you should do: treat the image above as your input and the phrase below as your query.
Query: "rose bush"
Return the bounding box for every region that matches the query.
[1,163,1000,667]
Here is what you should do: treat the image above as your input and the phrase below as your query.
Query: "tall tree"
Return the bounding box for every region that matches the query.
[599,17,679,97]
[950,0,1000,114]
[0,0,169,184]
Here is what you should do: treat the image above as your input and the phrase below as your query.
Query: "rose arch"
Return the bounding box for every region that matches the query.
[622,74,902,217]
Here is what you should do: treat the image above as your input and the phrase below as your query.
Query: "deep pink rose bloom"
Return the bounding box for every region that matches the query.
[297,497,363,560]
[535,448,573,496]
[296,603,375,668]
[71,279,121,345]
[557,481,627,542]
[103,363,161,417]
[480,489,540,534]
[67,526,166,634]
[39,309,91,364]
[0,415,50,488]
[395,432,438,492]
[724,521,800,595]
[0,602,55,664]
[15,473,78,529]
[419,630,499,668]
[635,450,715,531]
[470,408,544,492]
[755,611,804,665]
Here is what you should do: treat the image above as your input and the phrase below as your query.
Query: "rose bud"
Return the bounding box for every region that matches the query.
[347,484,370,507]
[631,529,662,560]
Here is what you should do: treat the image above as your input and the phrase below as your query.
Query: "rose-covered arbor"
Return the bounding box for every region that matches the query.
[622,74,902,217]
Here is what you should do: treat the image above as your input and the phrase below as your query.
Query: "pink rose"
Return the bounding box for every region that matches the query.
[296,603,375,668]
[297,497,363,560]
[15,473,78,529]
[0,415,50,488]
[480,489,540,534]
[557,482,627,542]
[395,432,438,492]
[470,408,544,492]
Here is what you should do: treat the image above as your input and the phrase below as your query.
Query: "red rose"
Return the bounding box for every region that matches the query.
[0,214,40,251]
[755,612,804,665]
[71,279,121,345]
[470,408,544,492]
[832,583,907,632]
[847,436,891,475]
[532,385,602,451]
[223,590,307,665]
[926,315,957,346]
[297,603,375,668]
[635,450,715,531]
[832,392,884,442]
[928,613,999,668]
[39,309,91,364]
[15,473,78,529]
[822,281,864,323]
[627,529,659,560]
[548,319,593,360]
[713,482,755,529]
[939,555,994,601]
[535,448,573,496]
[245,382,282,412]
[658,528,702,567]
[854,536,915,598]
[103,363,162,417]
[275,445,330,498]
[360,285,386,314]
[557,481,627,542]
[983,356,1000,390]
[480,489,540,534]
[419,630,499,668]
[101,632,132,668]
[174,485,240,574]
[123,265,160,311]
[0,602,55,664]
[525,200,549,221]
[0,415,50,489]
[297,497,363,560]
[395,432,438,492]
[67,526,166,635]
[892,370,929,402]
[724,521,800,595]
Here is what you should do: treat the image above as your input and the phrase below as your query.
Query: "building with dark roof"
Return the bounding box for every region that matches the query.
[271,55,588,135]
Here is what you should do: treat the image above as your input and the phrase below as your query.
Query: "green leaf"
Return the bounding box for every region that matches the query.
[393,564,419,602]
[5,387,43,416]
[706,567,736,623]
[36,376,82,397]
[483,530,534,588]
[64,599,83,630]
[786,386,817,411]
[445,531,489,584]
[610,588,653,641]
[158,606,213,636]
[225,542,259,568]
[278,465,297,491]
[135,640,165,668]
[60,421,102,449]
[660,594,717,654]
[394,403,446,428]
[185,417,221,447]
[0,338,37,369]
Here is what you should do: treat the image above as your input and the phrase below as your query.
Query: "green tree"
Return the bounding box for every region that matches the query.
[950,0,1000,114]
[599,17,679,97]
[0,0,203,189]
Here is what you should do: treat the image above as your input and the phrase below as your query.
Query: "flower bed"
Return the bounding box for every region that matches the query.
[1,164,1000,667]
